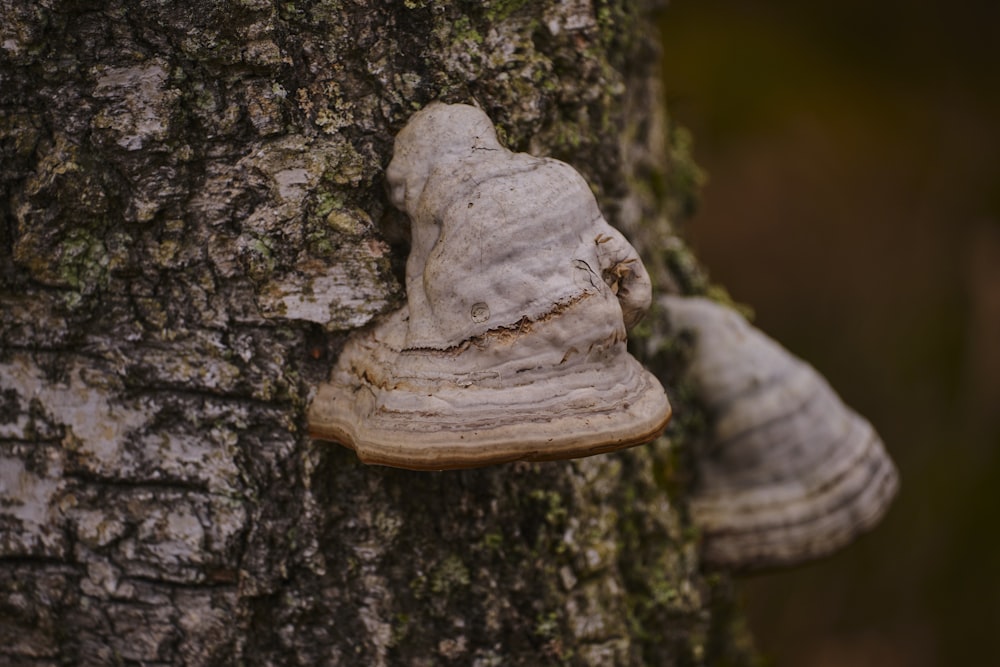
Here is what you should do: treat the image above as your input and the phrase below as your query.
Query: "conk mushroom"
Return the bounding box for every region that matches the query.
[661,296,899,570]
[308,103,671,470]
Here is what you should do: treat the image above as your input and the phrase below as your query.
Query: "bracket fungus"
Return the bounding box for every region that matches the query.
[308,103,671,470]
[662,296,899,571]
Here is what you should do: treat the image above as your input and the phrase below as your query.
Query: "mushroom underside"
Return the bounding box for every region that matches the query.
[309,305,671,470]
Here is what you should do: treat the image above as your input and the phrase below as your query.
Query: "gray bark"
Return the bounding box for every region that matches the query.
[0,1,756,665]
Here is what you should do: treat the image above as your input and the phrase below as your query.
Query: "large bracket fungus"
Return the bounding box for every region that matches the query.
[308,103,671,470]
[661,296,899,571]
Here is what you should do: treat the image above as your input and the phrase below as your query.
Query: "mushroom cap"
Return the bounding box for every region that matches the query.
[662,296,899,570]
[308,103,671,469]
[389,104,647,351]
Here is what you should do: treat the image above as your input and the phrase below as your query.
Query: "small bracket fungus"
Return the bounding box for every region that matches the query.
[308,103,671,470]
[662,296,899,571]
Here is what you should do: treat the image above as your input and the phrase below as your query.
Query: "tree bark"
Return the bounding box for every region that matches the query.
[0,1,756,665]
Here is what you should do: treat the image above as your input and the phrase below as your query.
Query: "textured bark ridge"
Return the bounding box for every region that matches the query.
[0,1,755,665]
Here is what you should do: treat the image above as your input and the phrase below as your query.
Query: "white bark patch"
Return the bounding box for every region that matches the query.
[258,257,390,329]
[0,358,248,584]
[176,589,240,663]
[0,354,243,490]
[565,577,626,643]
[110,491,247,583]
[543,0,597,36]
[0,355,151,467]
[138,505,205,565]
[0,455,63,554]
[0,456,59,526]
[81,559,123,597]
[91,59,180,151]
[220,136,397,328]
[273,167,312,201]
[241,135,353,213]
[73,508,129,549]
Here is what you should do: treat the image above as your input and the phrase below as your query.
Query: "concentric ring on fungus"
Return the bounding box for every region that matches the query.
[662,296,899,570]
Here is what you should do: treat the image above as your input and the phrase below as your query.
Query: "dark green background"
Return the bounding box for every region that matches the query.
[660,1,1000,665]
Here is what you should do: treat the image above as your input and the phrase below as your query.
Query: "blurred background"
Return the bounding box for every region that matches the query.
[659,1,1000,665]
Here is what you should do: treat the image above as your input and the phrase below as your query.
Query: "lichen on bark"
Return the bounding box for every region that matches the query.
[1,0,758,665]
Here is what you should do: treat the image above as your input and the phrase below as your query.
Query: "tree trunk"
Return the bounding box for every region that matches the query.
[0,1,756,665]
